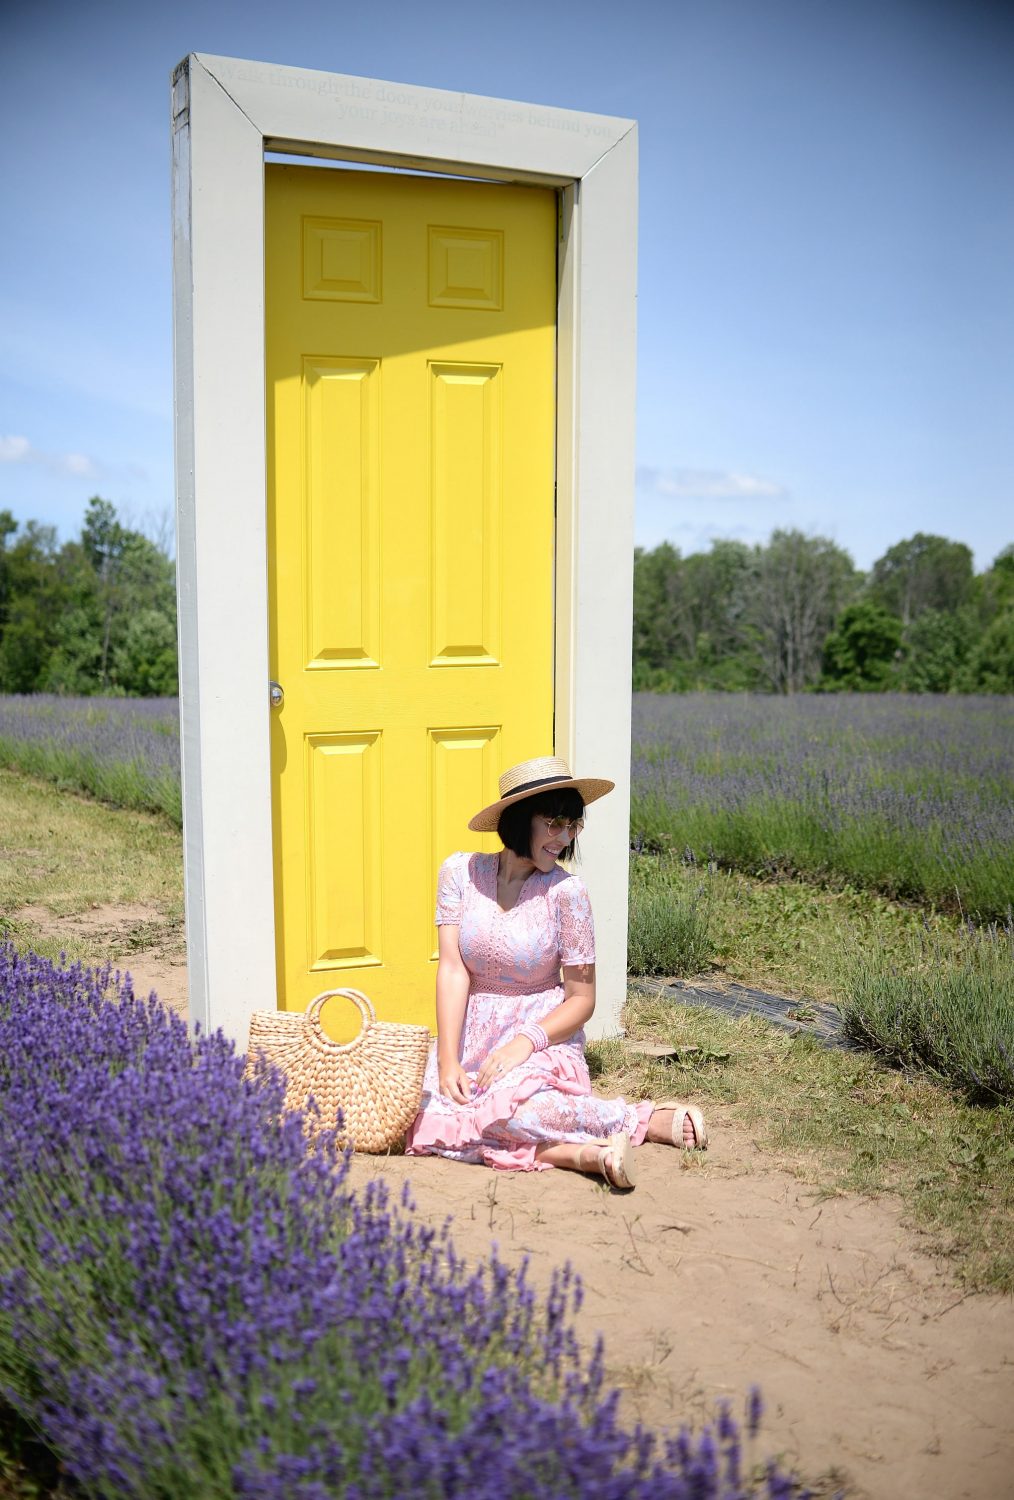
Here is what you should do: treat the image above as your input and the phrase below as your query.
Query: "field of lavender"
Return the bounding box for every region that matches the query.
[0,695,181,823]
[1,691,1012,919]
[631,693,1014,920]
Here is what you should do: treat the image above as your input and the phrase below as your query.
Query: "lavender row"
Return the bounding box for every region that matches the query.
[0,694,180,776]
[0,694,181,821]
[631,693,1014,915]
[0,947,802,1499]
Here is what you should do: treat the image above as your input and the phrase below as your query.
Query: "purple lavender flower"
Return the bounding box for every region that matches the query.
[0,945,803,1498]
[0,694,181,820]
[630,692,1013,919]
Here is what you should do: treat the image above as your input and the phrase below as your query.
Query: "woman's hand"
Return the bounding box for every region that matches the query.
[475,1035,535,1093]
[438,1058,473,1105]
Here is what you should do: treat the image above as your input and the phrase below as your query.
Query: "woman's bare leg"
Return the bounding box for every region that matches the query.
[534,1140,604,1175]
[535,1137,636,1189]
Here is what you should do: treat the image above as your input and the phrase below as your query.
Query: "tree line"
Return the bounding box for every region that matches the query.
[2,502,1012,698]
[634,529,1014,694]
[0,498,178,696]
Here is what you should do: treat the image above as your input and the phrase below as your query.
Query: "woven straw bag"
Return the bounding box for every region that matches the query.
[246,988,431,1152]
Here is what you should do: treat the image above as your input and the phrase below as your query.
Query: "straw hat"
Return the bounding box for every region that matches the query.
[467,756,615,832]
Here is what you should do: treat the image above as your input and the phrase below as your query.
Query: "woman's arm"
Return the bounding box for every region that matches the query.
[537,962,596,1041]
[473,964,595,1093]
[435,924,473,1103]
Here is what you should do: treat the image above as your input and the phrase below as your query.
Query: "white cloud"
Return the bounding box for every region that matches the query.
[63,452,96,477]
[0,434,99,478]
[637,465,787,500]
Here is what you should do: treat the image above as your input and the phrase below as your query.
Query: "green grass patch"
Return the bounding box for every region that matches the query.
[628,851,974,1004]
[0,767,183,967]
[620,852,1014,1288]
[630,692,1014,922]
[590,992,1014,1294]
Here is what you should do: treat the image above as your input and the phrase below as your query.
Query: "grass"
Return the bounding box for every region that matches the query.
[617,851,1014,1291]
[630,787,1013,922]
[590,993,1014,1295]
[0,766,183,967]
[628,850,980,1003]
[0,731,182,823]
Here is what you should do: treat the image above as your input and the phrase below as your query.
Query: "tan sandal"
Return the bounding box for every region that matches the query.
[581,1132,637,1190]
[655,1100,708,1151]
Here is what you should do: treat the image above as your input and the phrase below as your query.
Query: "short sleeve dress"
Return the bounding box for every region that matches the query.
[405,851,653,1171]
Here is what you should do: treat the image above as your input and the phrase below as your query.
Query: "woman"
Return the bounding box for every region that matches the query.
[406,756,707,1189]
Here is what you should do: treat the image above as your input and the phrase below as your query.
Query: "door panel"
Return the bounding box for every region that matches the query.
[266,165,556,1026]
[430,362,502,665]
[304,357,381,668]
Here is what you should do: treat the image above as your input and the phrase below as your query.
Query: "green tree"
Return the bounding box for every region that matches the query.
[893,607,975,693]
[632,543,681,671]
[962,610,1014,693]
[869,533,973,626]
[0,522,66,693]
[0,509,19,632]
[748,530,859,693]
[632,539,762,691]
[680,540,760,686]
[973,543,1014,628]
[112,609,179,696]
[822,600,901,690]
[81,496,127,689]
[0,498,178,696]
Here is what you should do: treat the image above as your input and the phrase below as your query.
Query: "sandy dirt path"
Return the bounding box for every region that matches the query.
[344,1119,1014,1500]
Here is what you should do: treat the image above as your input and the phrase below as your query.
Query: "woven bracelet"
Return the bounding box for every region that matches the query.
[519,1022,549,1053]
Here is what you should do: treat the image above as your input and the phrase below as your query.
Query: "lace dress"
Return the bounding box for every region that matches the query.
[405,851,652,1171]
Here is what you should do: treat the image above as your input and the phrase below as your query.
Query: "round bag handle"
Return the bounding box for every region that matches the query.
[303,988,376,1052]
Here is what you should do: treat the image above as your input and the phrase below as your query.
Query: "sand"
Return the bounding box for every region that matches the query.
[345,1121,1014,1500]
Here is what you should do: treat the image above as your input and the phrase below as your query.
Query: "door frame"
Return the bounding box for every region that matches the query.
[171,53,637,1042]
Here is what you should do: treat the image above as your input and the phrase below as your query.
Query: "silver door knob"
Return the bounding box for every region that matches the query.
[269,681,284,708]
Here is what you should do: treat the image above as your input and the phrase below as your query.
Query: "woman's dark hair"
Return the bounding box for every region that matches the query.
[497,787,585,864]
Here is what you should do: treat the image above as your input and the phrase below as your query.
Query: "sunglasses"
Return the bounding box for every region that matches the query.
[535,815,584,837]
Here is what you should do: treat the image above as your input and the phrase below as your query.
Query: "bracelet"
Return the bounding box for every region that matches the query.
[519,1022,549,1053]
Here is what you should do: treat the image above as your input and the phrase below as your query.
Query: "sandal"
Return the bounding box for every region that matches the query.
[655,1100,708,1151]
[580,1132,636,1190]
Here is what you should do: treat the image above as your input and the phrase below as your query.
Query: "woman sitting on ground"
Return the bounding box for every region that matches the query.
[406,757,707,1189]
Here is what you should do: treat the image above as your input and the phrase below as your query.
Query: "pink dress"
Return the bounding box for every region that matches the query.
[406,851,653,1171]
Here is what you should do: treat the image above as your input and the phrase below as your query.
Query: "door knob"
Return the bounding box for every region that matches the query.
[269,681,284,708]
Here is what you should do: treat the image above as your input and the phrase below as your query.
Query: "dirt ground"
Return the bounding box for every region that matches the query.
[25,915,1014,1500]
[18,903,191,1018]
[344,1137,1014,1500]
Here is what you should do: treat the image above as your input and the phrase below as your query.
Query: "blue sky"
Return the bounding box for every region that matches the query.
[2,0,1011,572]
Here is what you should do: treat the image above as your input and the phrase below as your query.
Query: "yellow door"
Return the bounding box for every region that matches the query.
[266,165,556,1028]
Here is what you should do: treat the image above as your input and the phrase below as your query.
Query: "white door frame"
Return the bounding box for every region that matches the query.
[170,53,637,1043]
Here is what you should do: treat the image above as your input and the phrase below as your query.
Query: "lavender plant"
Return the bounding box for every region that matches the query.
[840,916,1014,1102]
[0,946,805,1499]
[0,696,180,822]
[628,851,715,977]
[631,692,1014,919]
